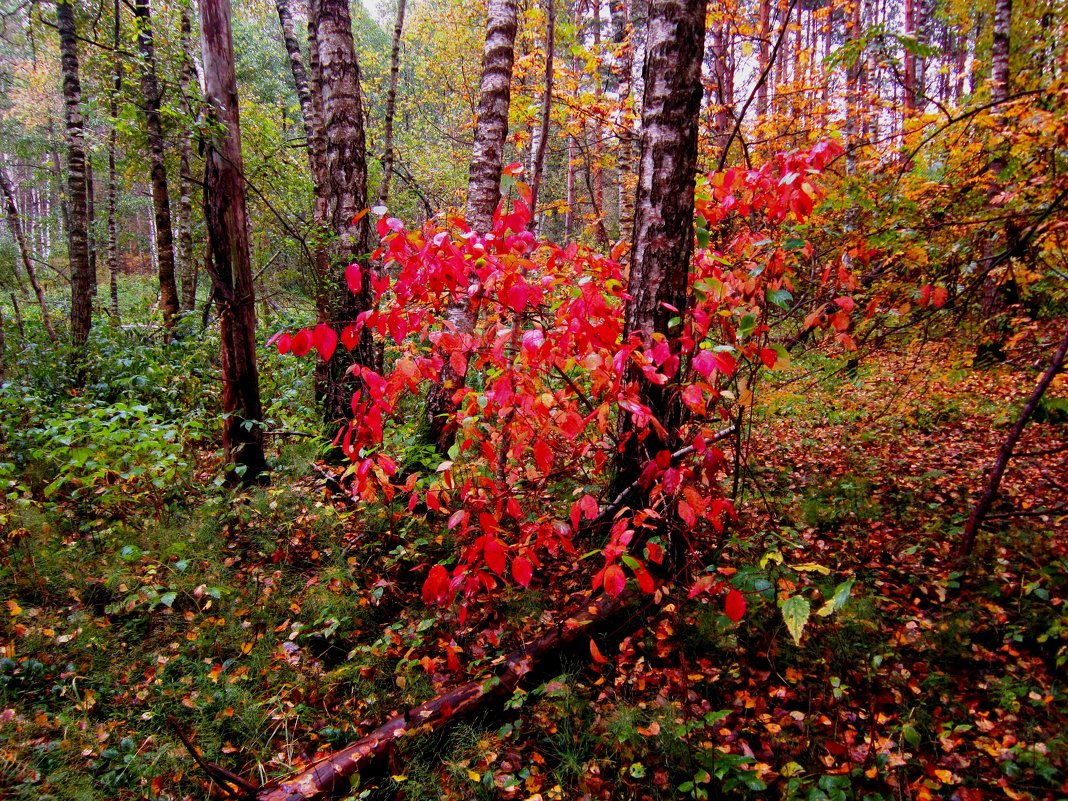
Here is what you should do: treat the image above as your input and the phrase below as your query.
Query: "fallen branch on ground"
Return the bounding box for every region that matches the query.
[253,590,627,801]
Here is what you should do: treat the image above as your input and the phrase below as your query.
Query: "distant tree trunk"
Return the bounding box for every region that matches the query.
[979,0,1014,326]
[843,0,861,182]
[135,0,181,329]
[0,169,56,340]
[565,133,576,239]
[178,4,199,311]
[612,0,637,264]
[275,0,327,188]
[990,0,1011,102]
[198,0,268,482]
[108,0,121,319]
[57,0,93,358]
[590,1,607,242]
[756,0,770,119]
[377,0,407,208]
[710,18,734,159]
[424,0,519,453]
[528,0,554,227]
[612,0,706,496]
[86,156,97,297]
[310,0,379,426]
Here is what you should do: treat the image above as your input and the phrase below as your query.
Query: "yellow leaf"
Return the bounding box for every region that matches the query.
[6,600,21,616]
[467,770,481,782]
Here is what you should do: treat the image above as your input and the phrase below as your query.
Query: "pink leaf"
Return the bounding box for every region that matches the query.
[346,263,362,293]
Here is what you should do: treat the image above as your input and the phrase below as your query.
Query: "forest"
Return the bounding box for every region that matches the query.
[0,0,1065,798]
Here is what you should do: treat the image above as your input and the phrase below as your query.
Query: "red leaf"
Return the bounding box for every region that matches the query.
[646,541,664,565]
[677,499,696,527]
[759,348,778,369]
[633,562,655,594]
[274,332,292,355]
[604,564,626,598]
[313,324,338,362]
[423,564,450,605]
[580,494,599,521]
[291,328,313,357]
[724,588,746,622]
[834,296,855,312]
[341,324,360,351]
[932,286,948,308]
[484,537,506,575]
[688,575,719,598]
[345,263,363,294]
[504,279,529,313]
[511,556,533,587]
[533,439,553,474]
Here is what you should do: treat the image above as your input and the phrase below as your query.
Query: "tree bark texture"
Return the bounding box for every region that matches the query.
[198,0,269,482]
[57,0,93,355]
[0,169,56,340]
[135,0,181,329]
[612,0,706,495]
[528,0,555,223]
[960,322,1068,556]
[178,3,199,311]
[990,0,1012,103]
[424,0,519,452]
[254,591,624,801]
[107,0,122,319]
[275,0,327,189]
[377,0,407,207]
[309,0,379,426]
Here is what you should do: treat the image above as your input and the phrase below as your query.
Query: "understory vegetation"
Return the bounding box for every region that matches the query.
[1,278,1065,800]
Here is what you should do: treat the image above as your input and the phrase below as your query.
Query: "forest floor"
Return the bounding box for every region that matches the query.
[1,314,1066,801]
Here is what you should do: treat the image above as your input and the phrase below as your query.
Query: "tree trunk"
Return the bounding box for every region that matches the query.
[611,0,706,496]
[990,0,1011,102]
[135,0,181,329]
[377,0,407,208]
[198,0,268,483]
[108,0,122,319]
[979,0,1014,326]
[424,0,519,453]
[528,0,554,224]
[960,322,1068,556]
[86,155,97,297]
[0,169,56,340]
[756,0,770,119]
[275,0,327,188]
[178,3,199,311]
[309,0,379,426]
[612,0,637,264]
[56,0,93,358]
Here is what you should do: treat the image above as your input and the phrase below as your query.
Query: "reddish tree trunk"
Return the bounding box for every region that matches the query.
[198,0,268,482]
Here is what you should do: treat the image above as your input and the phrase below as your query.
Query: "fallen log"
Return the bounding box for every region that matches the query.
[254,590,626,801]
